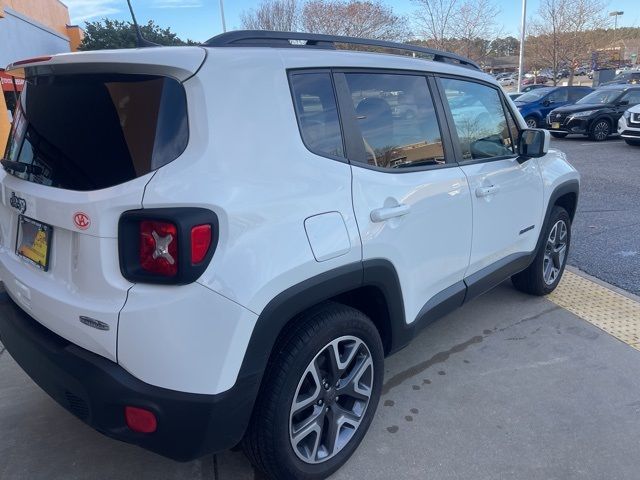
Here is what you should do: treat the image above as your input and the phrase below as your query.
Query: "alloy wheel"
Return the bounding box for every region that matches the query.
[289,336,374,464]
[526,118,538,128]
[543,220,568,285]
[593,121,610,141]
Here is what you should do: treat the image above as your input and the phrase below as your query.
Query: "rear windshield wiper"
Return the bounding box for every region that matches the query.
[1,159,43,175]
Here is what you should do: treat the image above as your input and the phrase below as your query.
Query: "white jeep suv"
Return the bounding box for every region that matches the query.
[0,31,579,480]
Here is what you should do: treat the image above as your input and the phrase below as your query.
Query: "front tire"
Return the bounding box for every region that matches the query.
[512,206,571,296]
[624,138,640,146]
[589,119,610,141]
[525,116,538,128]
[243,303,384,480]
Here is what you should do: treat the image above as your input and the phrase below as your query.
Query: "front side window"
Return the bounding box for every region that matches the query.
[344,73,445,169]
[441,78,514,161]
[289,73,344,159]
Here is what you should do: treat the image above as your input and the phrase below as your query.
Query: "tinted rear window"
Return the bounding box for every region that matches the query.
[5,74,188,191]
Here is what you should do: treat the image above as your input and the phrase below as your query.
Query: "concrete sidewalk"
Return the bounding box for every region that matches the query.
[2,279,640,479]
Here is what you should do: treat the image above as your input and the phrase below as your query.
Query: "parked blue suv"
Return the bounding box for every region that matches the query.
[514,86,593,128]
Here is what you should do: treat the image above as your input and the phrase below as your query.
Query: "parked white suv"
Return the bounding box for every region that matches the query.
[0,31,579,480]
[618,104,640,146]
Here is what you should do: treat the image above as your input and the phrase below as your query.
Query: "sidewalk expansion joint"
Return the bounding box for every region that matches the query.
[548,270,640,349]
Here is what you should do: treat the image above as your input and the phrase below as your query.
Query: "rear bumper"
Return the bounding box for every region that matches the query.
[0,292,259,461]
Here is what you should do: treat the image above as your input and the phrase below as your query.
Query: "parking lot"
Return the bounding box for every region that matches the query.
[1,136,640,479]
[558,136,640,295]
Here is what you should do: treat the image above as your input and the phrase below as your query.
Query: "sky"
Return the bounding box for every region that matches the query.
[65,0,640,44]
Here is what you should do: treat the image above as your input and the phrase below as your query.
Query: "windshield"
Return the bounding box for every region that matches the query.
[516,88,553,103]
[4,73,188,191]
[577,89,623,105]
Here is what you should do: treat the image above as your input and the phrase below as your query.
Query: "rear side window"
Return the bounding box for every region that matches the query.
[289,73,344,159]
[5,74,188,191]
[441,78,515,161]
[344,73,445,169]
[569,88,591,102]
[547,88,568,103]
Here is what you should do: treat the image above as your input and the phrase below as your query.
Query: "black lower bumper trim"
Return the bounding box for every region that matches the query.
[0,292,258,461]
[621,130,640,138]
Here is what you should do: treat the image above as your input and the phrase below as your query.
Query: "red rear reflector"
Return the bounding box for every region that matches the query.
[139,220,178,276]
[125,406,157,434]
[12,56,52,67]
[191,224,212,264]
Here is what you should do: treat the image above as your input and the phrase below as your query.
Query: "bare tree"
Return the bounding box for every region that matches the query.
[240,0,301,31]
[412,0,500,61]
[454,0,501,61]
[528,0,610,85]
[301,1,409,41]
[412,0,459,50]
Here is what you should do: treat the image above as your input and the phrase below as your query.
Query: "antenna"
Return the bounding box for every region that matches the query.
[126,0,160,48]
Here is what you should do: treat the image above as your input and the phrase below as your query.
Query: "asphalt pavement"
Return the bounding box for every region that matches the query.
[3,276,640,479]
[555,136,640,295]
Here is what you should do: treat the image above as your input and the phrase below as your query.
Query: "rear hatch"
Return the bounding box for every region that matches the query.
[0,47,205,361]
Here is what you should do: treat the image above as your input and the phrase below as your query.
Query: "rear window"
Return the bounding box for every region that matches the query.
[4,74,188,191]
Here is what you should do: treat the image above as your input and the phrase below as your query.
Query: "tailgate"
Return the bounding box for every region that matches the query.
[0,171,146,361]
[0,47,204,361]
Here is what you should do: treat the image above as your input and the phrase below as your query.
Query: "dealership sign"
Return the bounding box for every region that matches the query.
[0,72,24,92]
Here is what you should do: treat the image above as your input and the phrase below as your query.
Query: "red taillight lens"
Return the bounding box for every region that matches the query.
[125,406,157,434]
[139,220,178,276]
[191,224,212,264]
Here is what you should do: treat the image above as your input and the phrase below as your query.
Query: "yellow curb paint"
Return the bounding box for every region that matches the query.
[548,271,640,346]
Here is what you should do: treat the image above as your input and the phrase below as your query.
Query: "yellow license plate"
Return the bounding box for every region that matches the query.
[552,122,561,129]
[16,216,53,271]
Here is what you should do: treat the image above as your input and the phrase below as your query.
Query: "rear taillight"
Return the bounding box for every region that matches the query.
[119,208,219,285]
[140,220,178,276]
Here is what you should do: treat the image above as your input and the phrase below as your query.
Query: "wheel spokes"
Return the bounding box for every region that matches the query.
[543,220,568,286]
[290,335,374,465]
[291,406,325,462]
[337,355,373,402]
[291,359,322,416]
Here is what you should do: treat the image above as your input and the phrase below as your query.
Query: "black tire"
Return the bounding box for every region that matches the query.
[589,118,611,141]
[624,138,640,146]
[525,116,538,128]
[512,206,571,296]
[550,132,568,138]
[243,302,384,480]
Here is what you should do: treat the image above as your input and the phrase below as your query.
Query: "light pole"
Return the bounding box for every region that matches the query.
[219,0,227,33]
[609,11,624,65]
[517,0,527,93]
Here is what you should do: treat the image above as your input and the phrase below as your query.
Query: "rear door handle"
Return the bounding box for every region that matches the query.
[475,185,500,197]
[370,204,411,222]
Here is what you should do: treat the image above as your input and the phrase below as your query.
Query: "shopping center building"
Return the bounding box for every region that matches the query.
[1,0,83,151]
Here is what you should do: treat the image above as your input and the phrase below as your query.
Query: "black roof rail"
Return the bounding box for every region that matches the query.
[203,30,482,71]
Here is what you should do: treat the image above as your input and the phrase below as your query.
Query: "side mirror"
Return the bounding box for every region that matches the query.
[518,128,549,160]
[542,99,552,106]
[617,100,629,106]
